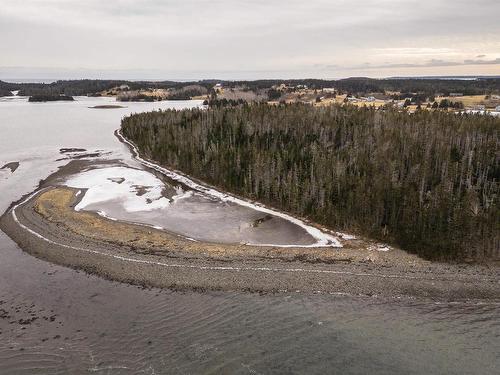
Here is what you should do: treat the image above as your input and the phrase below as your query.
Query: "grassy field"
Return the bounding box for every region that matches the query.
[436,95,486,107]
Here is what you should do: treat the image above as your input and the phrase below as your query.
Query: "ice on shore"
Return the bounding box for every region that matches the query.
[64,164,345,248]
[368,244,391,252]
[65,166,171,212]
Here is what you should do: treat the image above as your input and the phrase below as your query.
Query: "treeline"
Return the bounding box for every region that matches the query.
[28,94,74,102]
[117,94,159,102]
[122,104,499,261]
[0,80,214,97]
[2,77,499,98]
[0,88,12,97]
[335,77,500,96]
[206,98,246,107]
[7,80,128,96]
[224,77,500,96]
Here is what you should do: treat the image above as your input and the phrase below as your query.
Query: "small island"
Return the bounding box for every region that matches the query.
[88,104,126,109]
[28,94,74,102]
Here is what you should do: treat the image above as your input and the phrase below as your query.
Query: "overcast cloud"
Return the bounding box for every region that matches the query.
[0,0,499,80]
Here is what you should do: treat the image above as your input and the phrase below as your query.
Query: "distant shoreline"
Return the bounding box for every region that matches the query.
[2,75,500,84]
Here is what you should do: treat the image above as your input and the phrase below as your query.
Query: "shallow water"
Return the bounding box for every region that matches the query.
[0,95,499,374]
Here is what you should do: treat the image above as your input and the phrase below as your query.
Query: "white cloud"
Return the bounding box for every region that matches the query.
[0,0,499,78]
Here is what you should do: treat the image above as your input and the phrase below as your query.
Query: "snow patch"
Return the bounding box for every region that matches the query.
[335,232,356,240]
[368,244,391,252]
[171,187,194,203]
[65,166,171,213]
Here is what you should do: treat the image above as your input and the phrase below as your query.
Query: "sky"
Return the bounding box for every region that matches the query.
[1,0,499,80]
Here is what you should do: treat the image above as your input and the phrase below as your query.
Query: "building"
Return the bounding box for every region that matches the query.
[449,93,463,97]
[274,83,289,91]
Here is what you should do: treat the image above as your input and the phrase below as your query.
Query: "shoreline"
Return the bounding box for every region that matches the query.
[115,129,355,244]
[1,177,498,301]
[0,132,497,301]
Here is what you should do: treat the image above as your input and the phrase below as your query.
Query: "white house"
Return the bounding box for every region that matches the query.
[274,83,288,91]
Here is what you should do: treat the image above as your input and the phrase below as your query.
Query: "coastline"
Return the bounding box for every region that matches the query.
[115,129,356,244]
[1,161,498,301]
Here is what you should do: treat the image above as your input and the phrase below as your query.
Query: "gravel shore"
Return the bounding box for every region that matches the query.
[1,175,498,301]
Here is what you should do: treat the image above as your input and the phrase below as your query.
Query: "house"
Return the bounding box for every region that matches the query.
[213,83,223,94]
[274,83,289,91]
[449,93,463,97]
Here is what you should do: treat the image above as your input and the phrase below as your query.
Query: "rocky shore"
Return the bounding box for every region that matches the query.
[1,166,498,301]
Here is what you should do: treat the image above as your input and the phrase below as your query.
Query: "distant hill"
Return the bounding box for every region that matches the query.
[28,94,74,102]
[1,77,499,98]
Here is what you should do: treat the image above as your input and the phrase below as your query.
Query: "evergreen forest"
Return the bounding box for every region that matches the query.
[122,104,499,261]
